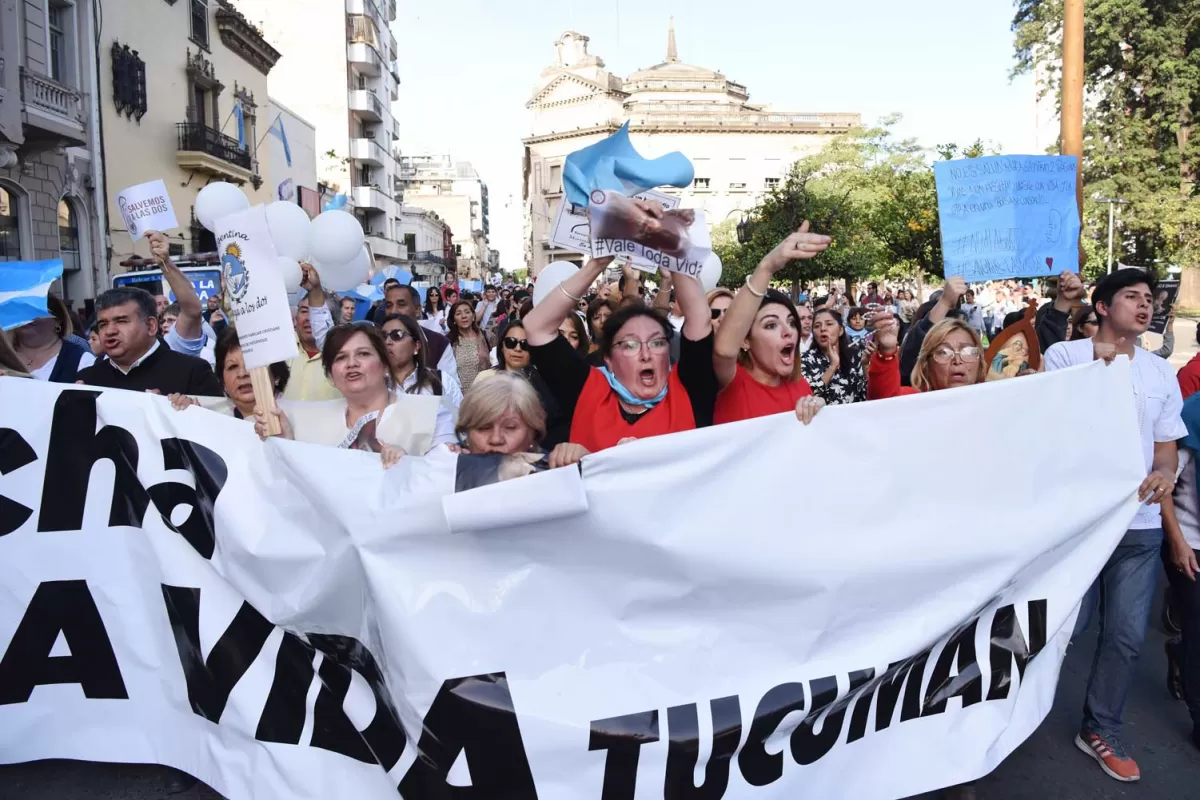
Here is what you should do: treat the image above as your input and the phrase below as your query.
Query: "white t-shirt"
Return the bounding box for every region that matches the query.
[1044,338,1188,529]
[30,349,96,380]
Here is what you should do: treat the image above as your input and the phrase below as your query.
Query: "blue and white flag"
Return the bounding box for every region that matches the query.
[268,115,292,167]
[563,122,694,208]
[0,259,63,330]
[232,102,247,150]
[370,265,412,286]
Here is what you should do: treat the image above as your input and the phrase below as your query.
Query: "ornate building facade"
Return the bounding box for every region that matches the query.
[523,25,861,274]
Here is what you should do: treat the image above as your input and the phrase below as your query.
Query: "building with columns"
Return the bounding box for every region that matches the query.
[523,24,861,274]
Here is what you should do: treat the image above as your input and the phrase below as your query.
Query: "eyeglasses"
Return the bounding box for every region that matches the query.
[931,345,982,363]
[503,337,529,351]
[1083,318,1099,327]
[383,329,409,342]
[711,307,727,320]
[612,337,670,355]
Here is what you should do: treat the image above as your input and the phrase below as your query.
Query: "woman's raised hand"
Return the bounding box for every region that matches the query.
[253,406,294,441]
[760,222,832,273]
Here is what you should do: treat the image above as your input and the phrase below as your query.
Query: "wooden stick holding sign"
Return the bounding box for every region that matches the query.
[250,366,283,435]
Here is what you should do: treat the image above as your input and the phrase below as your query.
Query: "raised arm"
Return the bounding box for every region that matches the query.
[926,275,966,326]
[149,231,202,340]
[524,256,613,346]
[713,223,830,388]
[300,263,334,350]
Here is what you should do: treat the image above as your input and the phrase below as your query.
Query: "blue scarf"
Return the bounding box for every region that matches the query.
[599,366,666,409]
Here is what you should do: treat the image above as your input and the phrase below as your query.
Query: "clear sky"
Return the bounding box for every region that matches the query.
[391,0,1043,272]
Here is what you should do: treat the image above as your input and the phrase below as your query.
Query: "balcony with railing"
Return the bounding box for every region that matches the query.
[386,0,396,21]
[347,42,381,76]
[20,68,86,146]
[348,89,384,121]
[176,122,255,184]
[350,136,388,167]
[351,184,393,213]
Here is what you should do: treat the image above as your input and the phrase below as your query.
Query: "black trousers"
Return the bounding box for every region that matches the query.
[1162,544,1200,732]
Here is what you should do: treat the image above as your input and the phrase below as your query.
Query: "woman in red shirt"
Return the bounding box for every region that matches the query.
[524,256,718,452]
[713,223,831,424]
[866,315,987,399]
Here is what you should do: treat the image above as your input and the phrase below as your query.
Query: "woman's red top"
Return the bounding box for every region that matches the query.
[570,367,695,452]
[714,364,813,424]
[867,350,920,400]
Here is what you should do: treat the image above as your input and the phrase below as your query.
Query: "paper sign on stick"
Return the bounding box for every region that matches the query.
[212,205,298,370]
[1150,278,1180,335]
[934,155,1080,281]
[116,179,178,238]
[587,189,711,276]
[549,188,679,256]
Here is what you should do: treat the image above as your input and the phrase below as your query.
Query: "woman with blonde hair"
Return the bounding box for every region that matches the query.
[706,287,735,332]
[867,316,987,399]
[452,371,588,469]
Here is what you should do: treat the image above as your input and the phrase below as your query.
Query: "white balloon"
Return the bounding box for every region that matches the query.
[699,252,723,294]
[320,246,371,293]
[265,201,312,261]
[532,260,580,306]
[277,256,303,293]
[309,210,364,266]
[194,182,249,231]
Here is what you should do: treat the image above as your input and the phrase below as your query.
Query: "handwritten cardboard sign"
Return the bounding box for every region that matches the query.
[549,188,679,257]
[212,205,297,370]
[586,189,710,276]
[934,155,1080,281]
[116,179,178,238]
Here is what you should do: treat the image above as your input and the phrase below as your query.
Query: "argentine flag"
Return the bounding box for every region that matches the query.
[0,259,63,330]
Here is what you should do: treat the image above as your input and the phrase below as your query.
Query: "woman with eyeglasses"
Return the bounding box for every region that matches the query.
[1070,304,1100,341]
[523,255,718,452]
[379,314,458,448]
[712,226,830,425]
[474,319,570,448]
[866,315,987,399]
[706,288,734,332]
[801,308,867,405]
[447,299,490,393]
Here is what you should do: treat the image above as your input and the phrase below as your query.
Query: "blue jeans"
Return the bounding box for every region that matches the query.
[1075,527,1163,741]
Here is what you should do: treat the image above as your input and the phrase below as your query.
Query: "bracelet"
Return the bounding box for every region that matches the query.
[557,283,583,303]
[744,275,766,298]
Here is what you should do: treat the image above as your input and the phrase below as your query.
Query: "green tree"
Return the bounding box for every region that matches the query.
[1012,0,1199,271]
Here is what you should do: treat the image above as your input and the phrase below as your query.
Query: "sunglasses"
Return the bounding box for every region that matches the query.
[711,307,727,320]
[383,329,409,342]
[503,337,529,351]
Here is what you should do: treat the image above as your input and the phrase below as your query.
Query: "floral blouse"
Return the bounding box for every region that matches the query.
[801,339,867,405]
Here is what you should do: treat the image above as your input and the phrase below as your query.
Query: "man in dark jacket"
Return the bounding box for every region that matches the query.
[77,287,223,396]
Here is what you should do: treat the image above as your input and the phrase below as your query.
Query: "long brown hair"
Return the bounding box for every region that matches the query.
[381,313,443,395]
[447,299,480,344]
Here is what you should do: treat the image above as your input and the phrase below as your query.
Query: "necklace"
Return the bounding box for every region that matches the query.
[17,339,59,368]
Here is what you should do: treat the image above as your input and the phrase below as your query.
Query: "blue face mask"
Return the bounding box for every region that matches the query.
[599,366,667,409]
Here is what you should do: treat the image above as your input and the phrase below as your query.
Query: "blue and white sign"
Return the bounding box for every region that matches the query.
[934,155,1080,281]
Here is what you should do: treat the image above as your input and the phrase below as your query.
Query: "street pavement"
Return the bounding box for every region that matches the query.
[4,322,1200,799]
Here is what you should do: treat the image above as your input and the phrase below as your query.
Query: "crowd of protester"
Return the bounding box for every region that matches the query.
[0,219,1198,798]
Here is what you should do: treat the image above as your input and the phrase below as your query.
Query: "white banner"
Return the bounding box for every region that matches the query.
[213,205,298,369]
[0,362,1144,799]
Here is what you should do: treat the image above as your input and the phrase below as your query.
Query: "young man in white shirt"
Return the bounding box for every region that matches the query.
[1044,268,1187,783]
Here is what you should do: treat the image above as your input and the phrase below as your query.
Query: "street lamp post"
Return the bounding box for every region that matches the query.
[1096,196,1129,274]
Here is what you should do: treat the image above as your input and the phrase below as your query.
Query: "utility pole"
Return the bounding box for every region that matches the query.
[1061,0,1085,268]
[1096,196,1129,273]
